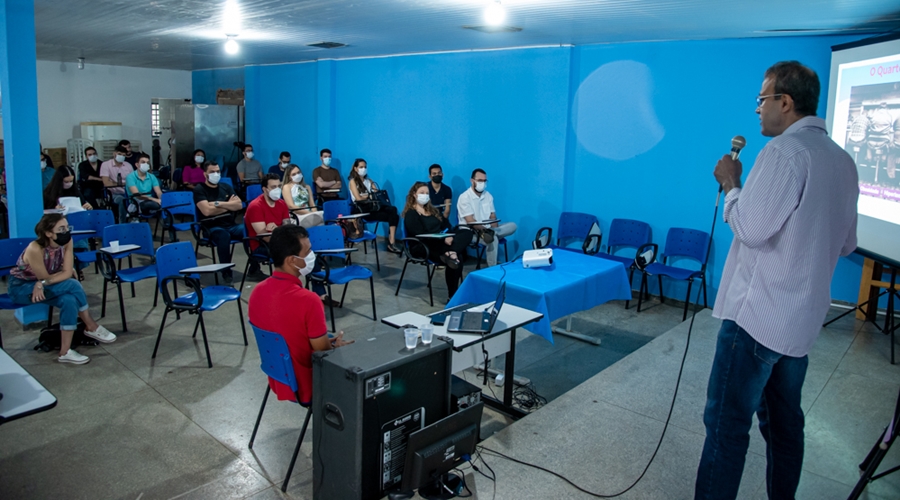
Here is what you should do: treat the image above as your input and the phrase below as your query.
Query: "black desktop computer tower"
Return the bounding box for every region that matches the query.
[311,333,452,500]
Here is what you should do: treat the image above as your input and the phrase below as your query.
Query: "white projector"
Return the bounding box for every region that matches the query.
[522,248,553,268]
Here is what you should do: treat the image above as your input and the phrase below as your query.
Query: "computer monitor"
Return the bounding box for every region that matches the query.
[396,402,484,499]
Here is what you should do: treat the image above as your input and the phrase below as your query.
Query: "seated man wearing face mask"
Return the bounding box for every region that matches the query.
[244,173,290,279]
[100,145,136,223]
[457,168,517,267]
[193,160,244,286]
[125,153,163,217]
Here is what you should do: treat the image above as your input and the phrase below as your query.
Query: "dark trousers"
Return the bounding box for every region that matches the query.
[353,204,399,228]
[695,320,808,500]
[208,225,244,272]
[418,227,472,297]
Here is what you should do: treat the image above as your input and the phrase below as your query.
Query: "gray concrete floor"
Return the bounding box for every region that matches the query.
[0,235,897,499]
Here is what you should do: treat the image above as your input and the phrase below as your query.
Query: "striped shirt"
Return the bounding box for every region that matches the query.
[712,116,858,357]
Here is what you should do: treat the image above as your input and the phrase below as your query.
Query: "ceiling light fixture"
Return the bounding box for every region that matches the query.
[224,35,239,55]
[484,1,506,26]
[77,57,85,70]
[223,0,242,35]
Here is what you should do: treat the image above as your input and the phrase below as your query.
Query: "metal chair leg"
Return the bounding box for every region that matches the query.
[326,284,335,332]
[625,267,635,309]
[683,280,694,321]
[426,264,435,307]
[152,309,170,359]
[248,385,270,449]
[240,259,250,291]
[374,239,380,271]
[116,282,127,332]
[395,260,409,296]
[153,282,159,307]
[192,314,201,338]
[237,299,248,346]
[637,274,647,313]
[339,282,349,307]
[198,313,213,368]
[370,277,377,320]
[282,407,313,492]
[101,279,109,318]
[657,275,665,303]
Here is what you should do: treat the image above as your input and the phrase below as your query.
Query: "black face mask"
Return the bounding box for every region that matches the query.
[54,232,71,246]
[432,175,443,184]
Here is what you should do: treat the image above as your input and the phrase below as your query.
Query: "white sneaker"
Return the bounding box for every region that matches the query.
[84,325,117,343]
[58,349,90,364]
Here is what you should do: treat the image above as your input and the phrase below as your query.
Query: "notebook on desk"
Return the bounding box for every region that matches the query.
[447,283,506,334]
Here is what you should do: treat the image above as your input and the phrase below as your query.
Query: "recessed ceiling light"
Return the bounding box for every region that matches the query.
[225,35,239,55]
[463,25,522,33]
[484,1,506,26]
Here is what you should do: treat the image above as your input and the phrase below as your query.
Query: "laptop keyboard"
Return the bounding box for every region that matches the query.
[461,313,485,331]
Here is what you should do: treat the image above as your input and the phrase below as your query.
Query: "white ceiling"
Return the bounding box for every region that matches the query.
[32,0,900,71]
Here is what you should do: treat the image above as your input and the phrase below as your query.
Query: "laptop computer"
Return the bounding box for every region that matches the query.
[447,283,506,333]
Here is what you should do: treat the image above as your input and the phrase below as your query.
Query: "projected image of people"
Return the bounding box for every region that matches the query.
[844,84,899,189]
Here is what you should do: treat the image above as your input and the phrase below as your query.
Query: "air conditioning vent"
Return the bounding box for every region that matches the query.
[307,41,347,49]
[462,25,523,33]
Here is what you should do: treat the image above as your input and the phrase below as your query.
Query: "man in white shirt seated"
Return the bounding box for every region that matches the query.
[457,168,517,266]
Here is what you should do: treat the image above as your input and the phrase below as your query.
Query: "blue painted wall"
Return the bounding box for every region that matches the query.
[218,34,867,304]
[192,67,245,105]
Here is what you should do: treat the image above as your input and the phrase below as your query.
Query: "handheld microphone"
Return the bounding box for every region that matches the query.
[719,135,747,193]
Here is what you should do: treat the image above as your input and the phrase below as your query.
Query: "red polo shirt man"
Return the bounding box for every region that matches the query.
[245,174,290,252]
[248,224,351,403]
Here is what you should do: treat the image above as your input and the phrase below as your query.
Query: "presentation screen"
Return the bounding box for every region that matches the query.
[826,33,900,265]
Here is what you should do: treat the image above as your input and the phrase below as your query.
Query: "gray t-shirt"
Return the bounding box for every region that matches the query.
[237,159,264,183]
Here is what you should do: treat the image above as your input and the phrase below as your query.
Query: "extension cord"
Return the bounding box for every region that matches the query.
[473,363,531,386]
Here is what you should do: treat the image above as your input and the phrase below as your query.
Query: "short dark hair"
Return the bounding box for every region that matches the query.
[471,168,486,179]
[84,147,96,155]
[204,160,220,172]
[320,148,332,157]
[138,152,150,161]
[117,140,131,147]
[35,213,65,248]
[764,61,820,117]
[279,151,291,159]
[243,144,253,151]
[114,145,128,154]
[270,225,309,267]
[264,173,281,189]
[429,164,442,175]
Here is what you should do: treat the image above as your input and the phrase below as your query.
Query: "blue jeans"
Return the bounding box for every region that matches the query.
[695,321,808,500]
[8,277,90,331]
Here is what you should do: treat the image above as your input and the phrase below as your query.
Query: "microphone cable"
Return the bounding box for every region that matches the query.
[477,188,724,497]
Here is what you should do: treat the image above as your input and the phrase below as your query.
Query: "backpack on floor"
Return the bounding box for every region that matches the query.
[33,319,98,353]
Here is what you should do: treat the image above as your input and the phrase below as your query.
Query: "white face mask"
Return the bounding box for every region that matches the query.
[295,250,316,277]
[416,193,430,206]
[195,155,205,164]
[291,173,303,183]
[40,161,47,170]
[322,157,332,166]
[139,163,150,173]
[268,187,282,201]
[115,155,125,163]
[88,155,98,162]
[245,151,254,159]
[357,167,367,177]
[63,181,74,189]
[208,172,221,185]
[475,181,486,193]
[281,162,290,168]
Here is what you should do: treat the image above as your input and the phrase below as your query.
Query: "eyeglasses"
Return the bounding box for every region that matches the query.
[756,94,784,107]
[55,226,73,234]
[473,179,488,183]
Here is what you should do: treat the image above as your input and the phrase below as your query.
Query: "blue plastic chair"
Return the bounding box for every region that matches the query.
[219,177,234,189]
[306,225,377,332]
[239,225,274,290]
[323,199,380,271]
[160,191,197,244]
[248,324,312,493]
[151,242,247,368]
[0,238,34,348]
[534,212,600,251]
[65,209,115,273]
[596,218,652,309]
[190,213,242,285]
[637,227,710,321]
[246,184,263,202]
[96,250,158,332]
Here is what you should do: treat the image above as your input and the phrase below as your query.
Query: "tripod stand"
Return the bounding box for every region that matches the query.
[849,385,900,499]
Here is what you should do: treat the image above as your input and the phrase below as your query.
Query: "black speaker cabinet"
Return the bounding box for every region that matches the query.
[312,333,452,500]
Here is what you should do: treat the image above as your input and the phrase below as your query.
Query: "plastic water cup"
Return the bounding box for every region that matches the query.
[110,240,120,251]
[404,328,419,349]
[420,324,434,345]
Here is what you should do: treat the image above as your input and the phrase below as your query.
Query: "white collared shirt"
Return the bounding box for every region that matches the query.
[457,187,495,225]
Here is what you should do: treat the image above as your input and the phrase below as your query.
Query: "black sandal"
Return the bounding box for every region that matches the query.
[440,253,460,270]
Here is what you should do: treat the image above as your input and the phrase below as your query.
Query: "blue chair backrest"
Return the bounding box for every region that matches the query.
[246,184,263,201]
[0,238,33,278]
[65,209,115,236]
[557,212,599,244]
[662,227,710,264]
[103,223,155,258]
[220,177,234,189]
[251,324,299,393]
[155,241,199,286]
[607,219,651,252]
[161,191,196,218]
[323,199,352,222]
[307,225,345,252]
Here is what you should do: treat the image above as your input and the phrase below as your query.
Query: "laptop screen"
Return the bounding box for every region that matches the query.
[489,283,506,326]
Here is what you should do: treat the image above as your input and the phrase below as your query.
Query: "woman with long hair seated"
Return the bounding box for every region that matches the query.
[42,165,92,279]
[281,165,324,228]
[7,214,117,364]
[348,158,401,254]
[181,149,207,190]
[401,182,474,299]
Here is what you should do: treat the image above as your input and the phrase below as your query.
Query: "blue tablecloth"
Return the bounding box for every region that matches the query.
[448,249,632,343]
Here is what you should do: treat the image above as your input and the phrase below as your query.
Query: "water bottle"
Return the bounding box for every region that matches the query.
[117,173,122,186]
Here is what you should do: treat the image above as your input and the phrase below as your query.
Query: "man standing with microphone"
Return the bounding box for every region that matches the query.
[695,61,858,499]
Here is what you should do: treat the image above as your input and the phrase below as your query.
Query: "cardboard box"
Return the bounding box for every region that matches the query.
[43,147,67,167]
[216,88,244,106]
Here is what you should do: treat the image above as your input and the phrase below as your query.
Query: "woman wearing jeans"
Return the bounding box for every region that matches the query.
[8,214,117,364]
